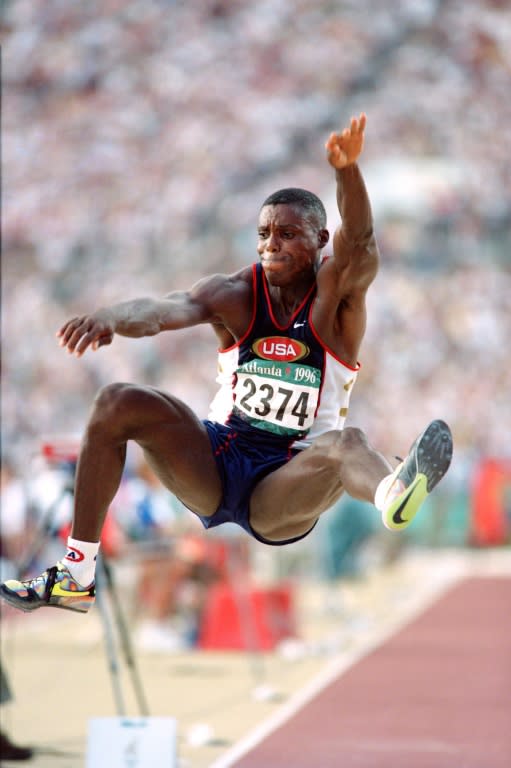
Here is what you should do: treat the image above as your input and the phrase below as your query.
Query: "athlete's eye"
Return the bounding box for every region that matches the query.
[258,230,269,239]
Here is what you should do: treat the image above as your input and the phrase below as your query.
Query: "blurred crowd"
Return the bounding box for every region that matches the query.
[2,0,510,488]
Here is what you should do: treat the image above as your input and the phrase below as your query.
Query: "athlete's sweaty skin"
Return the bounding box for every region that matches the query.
[56,113,393,543]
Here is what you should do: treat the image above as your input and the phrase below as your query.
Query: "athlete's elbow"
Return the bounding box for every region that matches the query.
[357,227,377,252]
[340,224,376,252]
[354,243,379,288]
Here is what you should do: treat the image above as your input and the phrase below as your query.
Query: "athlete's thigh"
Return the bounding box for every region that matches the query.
[126,385,222,517]
[249,436,344,540]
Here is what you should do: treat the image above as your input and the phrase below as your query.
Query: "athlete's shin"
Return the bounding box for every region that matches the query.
[70,424,128,542]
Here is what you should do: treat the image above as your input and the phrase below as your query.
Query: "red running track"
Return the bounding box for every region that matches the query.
[230,577,511,768]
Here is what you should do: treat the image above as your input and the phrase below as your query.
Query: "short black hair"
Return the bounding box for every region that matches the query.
[261,188,327,229]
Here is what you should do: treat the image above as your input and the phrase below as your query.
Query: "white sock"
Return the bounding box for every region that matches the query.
[63,537,99,587]
[374,470,404,513]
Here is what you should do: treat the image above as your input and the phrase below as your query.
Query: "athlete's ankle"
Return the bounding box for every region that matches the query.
[63,537,99,587]
[374,469,404,513]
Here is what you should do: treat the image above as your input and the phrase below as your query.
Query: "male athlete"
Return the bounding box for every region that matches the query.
[0,114,453,614]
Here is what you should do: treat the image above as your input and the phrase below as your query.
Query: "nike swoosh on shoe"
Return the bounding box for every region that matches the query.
[391,475,424,525]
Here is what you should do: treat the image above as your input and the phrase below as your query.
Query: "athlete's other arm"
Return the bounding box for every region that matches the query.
[320,113,379,362]
[57,271,249,357]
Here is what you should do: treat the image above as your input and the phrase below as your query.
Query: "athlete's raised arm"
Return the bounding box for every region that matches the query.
[324,113,379,296]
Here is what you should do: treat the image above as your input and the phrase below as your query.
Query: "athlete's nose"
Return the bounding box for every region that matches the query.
[266,231,280,252]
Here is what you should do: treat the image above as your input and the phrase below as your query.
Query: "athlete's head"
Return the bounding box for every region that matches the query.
[261,188,327,229]
[257,188,329,286]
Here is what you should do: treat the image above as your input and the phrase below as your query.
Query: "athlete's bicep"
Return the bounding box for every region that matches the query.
[332,228,379,295]
[160,275,230,330]
[160,271,250,331]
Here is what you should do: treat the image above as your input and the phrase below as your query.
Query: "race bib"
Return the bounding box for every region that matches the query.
[233,359,321,436]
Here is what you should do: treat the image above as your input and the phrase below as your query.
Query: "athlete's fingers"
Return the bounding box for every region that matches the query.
[57,317,81,346]
[326,144,348,168]
[76,326,115,356]
[358,112,367,133]
[74,332,97,356]
[65,320,96,354]
[61,318,93,350]
[325,132,339,151]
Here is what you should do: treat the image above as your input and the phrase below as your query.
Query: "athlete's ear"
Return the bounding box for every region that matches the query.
[318,228,330,248]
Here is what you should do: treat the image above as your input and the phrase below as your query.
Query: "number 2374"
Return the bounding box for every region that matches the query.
[236,377,312,427]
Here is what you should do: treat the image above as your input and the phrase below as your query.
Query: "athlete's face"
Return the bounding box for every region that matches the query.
[257,204,329,286]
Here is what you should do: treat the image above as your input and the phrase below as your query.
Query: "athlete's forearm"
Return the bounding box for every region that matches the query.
[103,298,165,337]
[107,294,205,337]
[331,163,379,287]
[57,293,207,357]
[335,164,374,245]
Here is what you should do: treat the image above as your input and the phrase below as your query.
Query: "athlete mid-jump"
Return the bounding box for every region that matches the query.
[1,113,453,614]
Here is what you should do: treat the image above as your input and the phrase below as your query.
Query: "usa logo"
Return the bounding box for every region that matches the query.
[252,336,309,362]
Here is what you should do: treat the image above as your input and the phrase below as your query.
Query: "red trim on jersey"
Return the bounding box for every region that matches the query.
[312,345,327,421]
[217,264,258,353]
[261,267,316,330]
[308,299,361,372]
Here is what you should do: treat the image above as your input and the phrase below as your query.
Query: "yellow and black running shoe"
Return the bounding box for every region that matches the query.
[381,419,453,531]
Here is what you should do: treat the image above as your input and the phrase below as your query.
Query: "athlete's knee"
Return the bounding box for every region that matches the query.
[91,381,131,414]
[338,426,369,451]
[88,382,140,435]
[314,427,368,458]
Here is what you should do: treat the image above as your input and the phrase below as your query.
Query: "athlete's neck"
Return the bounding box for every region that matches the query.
[266,275,315,323]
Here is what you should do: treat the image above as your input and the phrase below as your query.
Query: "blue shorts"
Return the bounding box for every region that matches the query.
[196,419,317,546]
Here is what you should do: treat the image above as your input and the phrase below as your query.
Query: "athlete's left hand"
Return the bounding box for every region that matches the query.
[325,113,366,169]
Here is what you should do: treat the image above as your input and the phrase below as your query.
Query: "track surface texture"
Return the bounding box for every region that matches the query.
[228,576,511,768]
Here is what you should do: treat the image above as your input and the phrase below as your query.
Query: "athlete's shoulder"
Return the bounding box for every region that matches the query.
[227,264,255,286]
[314,253,337,288]
[204,265,255,340]
[187,265,254,326]
[208,264,254,301]
[188,265,252,297]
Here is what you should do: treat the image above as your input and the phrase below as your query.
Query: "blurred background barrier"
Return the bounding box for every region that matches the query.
[470,458,511,546]
[198,581,296,652]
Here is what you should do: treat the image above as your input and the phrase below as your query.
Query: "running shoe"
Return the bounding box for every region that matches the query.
[0,561,95,613]
[381,419,453,531]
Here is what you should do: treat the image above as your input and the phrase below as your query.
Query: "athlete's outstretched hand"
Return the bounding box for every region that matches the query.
[325,113,366,170]
[57,310,115,357]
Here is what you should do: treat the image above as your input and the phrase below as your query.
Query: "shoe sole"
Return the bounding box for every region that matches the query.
[384,420,453,531]
[0,584,92,613]
[413,419,453,493]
